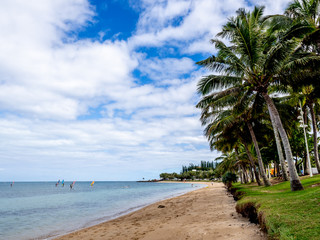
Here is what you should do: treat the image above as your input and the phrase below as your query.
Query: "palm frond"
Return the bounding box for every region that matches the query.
[196,75,242,95]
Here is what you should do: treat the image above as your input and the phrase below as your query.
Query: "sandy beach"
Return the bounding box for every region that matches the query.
[55,182,266,240]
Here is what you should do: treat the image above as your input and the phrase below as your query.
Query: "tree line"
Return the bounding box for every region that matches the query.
[196,0,320,191]
[160,161,218,180]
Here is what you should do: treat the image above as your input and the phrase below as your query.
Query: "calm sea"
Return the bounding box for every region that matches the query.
[0,181,203,240]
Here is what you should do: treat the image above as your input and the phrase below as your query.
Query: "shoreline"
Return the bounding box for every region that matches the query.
[47,182,206,240]
[54,182,266,240]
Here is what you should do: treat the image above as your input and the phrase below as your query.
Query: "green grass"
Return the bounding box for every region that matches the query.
[233,175,320,240]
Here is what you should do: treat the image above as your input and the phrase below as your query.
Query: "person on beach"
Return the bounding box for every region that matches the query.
[70,183,73,189]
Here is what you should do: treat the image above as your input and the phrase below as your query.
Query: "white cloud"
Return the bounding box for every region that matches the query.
[250,0,291,15]
[136,0,192,32]
[129,0,291,53]
[138,57,196,83]
[0,1,140,119]
[129,0,246,52]
[0,0,292,180]
[0,114,212,180]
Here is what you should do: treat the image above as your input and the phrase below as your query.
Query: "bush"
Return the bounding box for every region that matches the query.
[222,172,237,190]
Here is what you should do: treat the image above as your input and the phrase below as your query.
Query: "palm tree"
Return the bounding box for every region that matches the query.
[285,0,320,172]
[235,146,251,183]
[269,110,289,180]
[284,85,320,173]
[199,102,264,186]
[215,152,238,175]
[197,6,320,190]
[285,0,320,52]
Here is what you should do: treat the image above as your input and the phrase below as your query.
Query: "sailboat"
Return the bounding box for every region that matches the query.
[55,179,60,187]
[70,181,76,189]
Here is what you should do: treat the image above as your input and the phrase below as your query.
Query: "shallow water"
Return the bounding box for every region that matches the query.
[0,181,203,240]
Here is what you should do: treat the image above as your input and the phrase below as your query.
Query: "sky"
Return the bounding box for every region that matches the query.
[0,0,292,181]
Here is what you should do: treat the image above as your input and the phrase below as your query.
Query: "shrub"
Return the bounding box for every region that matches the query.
[222,172,237,190]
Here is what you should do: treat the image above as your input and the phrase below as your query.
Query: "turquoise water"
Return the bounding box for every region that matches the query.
[0,181,203,240]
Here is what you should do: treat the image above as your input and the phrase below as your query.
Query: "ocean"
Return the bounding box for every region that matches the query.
[0,181,204,240]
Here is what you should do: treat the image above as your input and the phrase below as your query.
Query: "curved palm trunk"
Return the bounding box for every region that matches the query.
[270,110,289,181]
[309,103,320,172]
[242,141,262,186]
[262,92,304,191]
[238,165,243,183]
[235,148,248,183]
[242,166,249,183]
[234,149,243,183]
[249,166,255,182]
[247,122,271,186]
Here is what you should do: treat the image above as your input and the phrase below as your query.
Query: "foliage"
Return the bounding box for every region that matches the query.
[222,172,238,189]
[181,161,217,173]
[160,161,218,181]
[195,2,320,191]
[233,174,320,240]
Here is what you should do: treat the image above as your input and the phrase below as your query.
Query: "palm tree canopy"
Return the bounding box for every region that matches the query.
[285,0,320,26]
[197,6,318,96]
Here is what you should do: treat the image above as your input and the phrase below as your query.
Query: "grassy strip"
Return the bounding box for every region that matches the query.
[233,175,320,240]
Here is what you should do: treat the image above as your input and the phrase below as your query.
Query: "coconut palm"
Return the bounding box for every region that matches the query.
[284,0,320,172]
[285,0,320,52]
[215,152,238,175]
[286,0,320,23]
[279,84,320,173]
[199,101,265,186]
[196,6,320,190]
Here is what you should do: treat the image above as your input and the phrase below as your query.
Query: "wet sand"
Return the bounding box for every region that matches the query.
[55,182,266,240]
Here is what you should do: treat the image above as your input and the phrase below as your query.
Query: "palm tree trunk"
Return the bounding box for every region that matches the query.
[276,162,280,177]
[234,149,243,183]
[242,166,248,183]
[249,167,255,182]
[309,103,320,172]
[262,92,304,191]
[303,107,311,175]
[238,165,243,183]
[243,141,262,186]
[247,122,271,186]
[270,110,289,181]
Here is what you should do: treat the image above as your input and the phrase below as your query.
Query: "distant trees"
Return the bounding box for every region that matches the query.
[181,161,217,172]
[160,161,218,181]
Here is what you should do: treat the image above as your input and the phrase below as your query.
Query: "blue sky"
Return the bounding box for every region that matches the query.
[0,0,291,181]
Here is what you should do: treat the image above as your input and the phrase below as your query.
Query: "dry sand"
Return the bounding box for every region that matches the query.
[55,182,266,240]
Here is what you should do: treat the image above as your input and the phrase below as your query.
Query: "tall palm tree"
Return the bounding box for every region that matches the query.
[199,101,265,186]
[269,111,289,180]
[285,0,320,172]
[197,6,319,191]
[230,89,271,186]
[285,0,320,52]
[212,126,252,184]
[235,145,251,183]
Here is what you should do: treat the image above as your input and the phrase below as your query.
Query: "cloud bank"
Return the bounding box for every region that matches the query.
[0,0,291,180]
